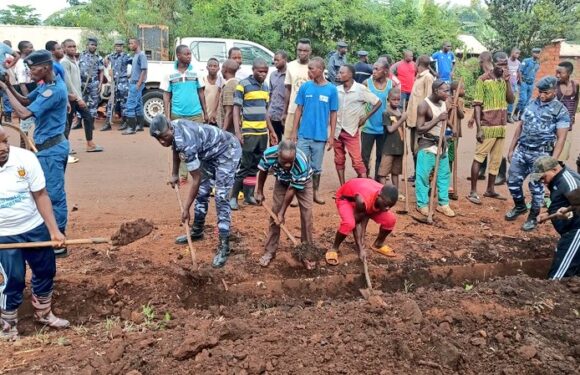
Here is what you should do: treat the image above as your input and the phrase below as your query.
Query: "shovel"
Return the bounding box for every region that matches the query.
[0,219,153,250]
[173,185,197,269]
[397,120,410,215]
[358,256,374,299]
[261,202,299,246]
[538,188,580,223]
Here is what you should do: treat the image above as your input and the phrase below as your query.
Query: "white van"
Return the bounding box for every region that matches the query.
[141,38,275,124]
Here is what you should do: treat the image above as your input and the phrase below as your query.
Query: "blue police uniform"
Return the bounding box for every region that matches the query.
[79,50,104,118]
[27,75,70,233]
[517,57,540,113]
[105,51,131,119]
[172,120,242,236]
[507,96,570,214]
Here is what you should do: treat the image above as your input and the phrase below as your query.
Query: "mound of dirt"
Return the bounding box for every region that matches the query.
[111,218,154,246]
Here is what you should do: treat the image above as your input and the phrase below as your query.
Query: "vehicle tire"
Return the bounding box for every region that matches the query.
[142,89,165,126]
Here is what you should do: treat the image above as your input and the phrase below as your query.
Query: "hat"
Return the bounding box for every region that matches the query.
[536,76,557,91]
[87,37,98,45]
[150,114,170,138]
[530,156,559,182]
[357,50,368,57]
[532,47,541,53]
[114,39,125,46]
[337,41,348,48]
[24,50,52,67]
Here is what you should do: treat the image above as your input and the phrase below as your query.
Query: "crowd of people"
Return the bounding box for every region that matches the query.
[0,35,579,341]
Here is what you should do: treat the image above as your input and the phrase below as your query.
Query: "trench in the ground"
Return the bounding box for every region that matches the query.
[182,258,552,308]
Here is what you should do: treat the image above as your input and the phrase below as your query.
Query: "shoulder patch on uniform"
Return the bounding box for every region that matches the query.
[41,89,53,98]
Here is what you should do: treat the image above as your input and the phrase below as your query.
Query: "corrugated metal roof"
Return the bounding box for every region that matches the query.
[560,41,580,57]
[456,34,487,55]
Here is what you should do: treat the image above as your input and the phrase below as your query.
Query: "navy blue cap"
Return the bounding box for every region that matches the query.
[337,41,348,48]
[24,50,52,66]
[114,39,125,45]
[150,114,170,137]
[532,47,541,53]
[87,37,98,44]
[536,76,557,90]
[357,50,368,57]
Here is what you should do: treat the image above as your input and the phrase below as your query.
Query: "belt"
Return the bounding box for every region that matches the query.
[36,134,66,152]
[130,80,139,84]
[517,143,553,152]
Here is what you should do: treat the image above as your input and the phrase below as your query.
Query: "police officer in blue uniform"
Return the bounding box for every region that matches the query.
[505,76,570,231]
[150,115,242,268]
[102,40,131,131]
[79,37,104,122]
[0,50,70,256]
[515,47,541,120]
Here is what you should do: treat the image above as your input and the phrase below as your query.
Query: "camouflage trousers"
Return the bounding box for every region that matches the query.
[82,81,100,118]
[507,146,548,210]
[106,79,129,119]
[193,139,242,236]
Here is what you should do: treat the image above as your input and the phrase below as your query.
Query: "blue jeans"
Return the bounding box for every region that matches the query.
[0,223,56,311]
[126,83,144,118]
[297,138,326,175]
[37,140,69,233]
[399,92,411,110]
[517,82,534,112]
[415,149,450,208]
[507,83,519,115]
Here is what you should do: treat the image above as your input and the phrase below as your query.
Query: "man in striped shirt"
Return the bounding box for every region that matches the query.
[254,140,314,269]
[230,58,278,210]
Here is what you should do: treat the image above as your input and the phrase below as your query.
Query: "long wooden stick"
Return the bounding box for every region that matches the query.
[262,202,300,246]
[0,238,110,250]
[450,79,463,196]
[402,120,410,214]
[363,258,373,290]
[173,185,197,268]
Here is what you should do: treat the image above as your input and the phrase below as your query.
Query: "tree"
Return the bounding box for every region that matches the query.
[0,5,41,25]
[485,0,580,53]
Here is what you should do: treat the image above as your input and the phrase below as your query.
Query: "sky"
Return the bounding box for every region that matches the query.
[2,0,473,20]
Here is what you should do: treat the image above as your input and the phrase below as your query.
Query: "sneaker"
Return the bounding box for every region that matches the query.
[416,206,429,216]
[436,205,456,217]
[67,155,79,164]
[35,311,70,329]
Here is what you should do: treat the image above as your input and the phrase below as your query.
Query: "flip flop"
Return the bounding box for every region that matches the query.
[86,146,104,153]
[325,251,339,266]
[371,245,396,257]
[483,191,507,201]
[466,192,482,205]
[259,252,276,267]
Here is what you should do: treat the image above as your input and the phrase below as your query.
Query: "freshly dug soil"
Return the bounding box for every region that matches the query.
[292,243,323,263]
[110,219,154,246]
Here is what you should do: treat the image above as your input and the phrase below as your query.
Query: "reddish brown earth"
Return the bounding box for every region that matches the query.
[1,112,579,374]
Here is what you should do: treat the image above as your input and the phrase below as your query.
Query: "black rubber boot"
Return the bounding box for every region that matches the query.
[122,117,136,135]
[136,115,145,132]
[100,121,112,131]
[494,158,507,185]
[212,235,231,268]
[513,108,520,121]
[118,117,128,131]
[229,179,243,210]
[505,199,528,221]
[522,209,540,231]
[175,222,205,245]
[243,184,257,205]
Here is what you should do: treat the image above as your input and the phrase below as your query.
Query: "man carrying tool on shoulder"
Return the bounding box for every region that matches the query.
[325,179,398,266]
[254,140,315,269]
[0,125,69,341]
[149,115,241,268]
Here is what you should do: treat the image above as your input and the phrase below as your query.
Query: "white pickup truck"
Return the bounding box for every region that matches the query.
[140,37,275,125]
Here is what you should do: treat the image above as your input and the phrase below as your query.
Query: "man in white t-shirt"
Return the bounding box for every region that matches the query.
[282,39,312,140]
[0,126,68,341]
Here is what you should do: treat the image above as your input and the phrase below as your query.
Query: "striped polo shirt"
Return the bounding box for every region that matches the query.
[258,145,312,190]
[234,75,269,135]
[160,63,204,117]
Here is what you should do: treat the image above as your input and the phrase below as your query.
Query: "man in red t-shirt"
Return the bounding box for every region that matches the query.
[391,50,416,109]
[325,179,398,265]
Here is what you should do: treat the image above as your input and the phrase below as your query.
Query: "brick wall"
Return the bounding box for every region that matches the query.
[537,42,561,82]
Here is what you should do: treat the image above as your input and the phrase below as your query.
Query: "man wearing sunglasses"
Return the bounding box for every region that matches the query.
[505,76,570,231]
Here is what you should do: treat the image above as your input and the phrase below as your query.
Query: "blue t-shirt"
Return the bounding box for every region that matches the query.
[295,81,339,142]
[519,57,540,85]
[27,76,68,145]
[431,50,455,82]
[0,42,14,74]
[130,51,148,82]
[363,78,392,134]
[53,61,65,80]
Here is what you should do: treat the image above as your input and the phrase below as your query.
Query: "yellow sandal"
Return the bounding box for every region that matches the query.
[325,250,339,266]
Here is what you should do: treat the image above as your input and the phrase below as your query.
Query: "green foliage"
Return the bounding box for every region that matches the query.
[453,57,481,104]
[485,0,580,54]
[0,5,41,25]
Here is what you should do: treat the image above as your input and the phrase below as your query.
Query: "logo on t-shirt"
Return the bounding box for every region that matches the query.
[17,167,26,179]
[319,95,329,103]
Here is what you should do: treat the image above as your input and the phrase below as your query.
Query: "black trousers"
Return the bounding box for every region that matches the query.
[66,101,94,142]
[236,134,268,180]
[271,120,284,143]
[361,132,385,179]
[548,229,580,280]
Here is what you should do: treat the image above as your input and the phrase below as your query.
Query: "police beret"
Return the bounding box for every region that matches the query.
[150,114,170,138]
[531,47,541,53]
[357,50,368,57]
[337,41,348,48]
[24,50,52,66]
[87,37,98,44]
[114,39,125,45]
[536,76,557,91]
[530,156,559,182]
